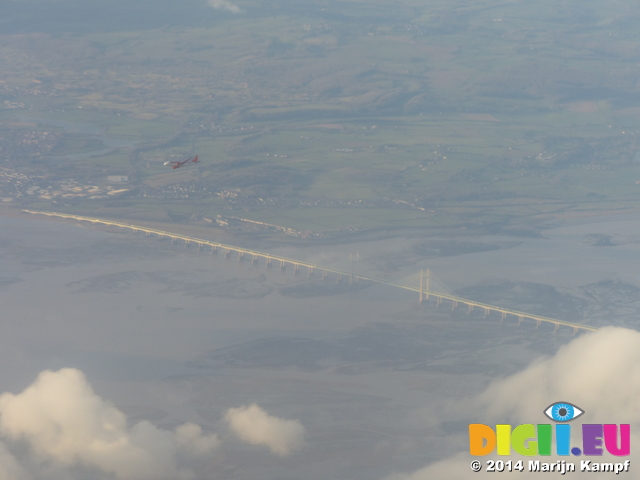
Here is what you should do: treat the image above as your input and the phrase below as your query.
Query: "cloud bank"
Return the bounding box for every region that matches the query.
[388,327,640,479]
[0,367,302,480]
[225,403,306,456]
[0,368,220,480]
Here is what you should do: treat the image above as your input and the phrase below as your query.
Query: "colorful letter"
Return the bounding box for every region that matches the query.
[497,424,511,455]
[583,424,604,456]
[511,424,537,456]
[604,424,630,456]
[537,424,552,456]
[469,424,496,456]
[556,424,571,456]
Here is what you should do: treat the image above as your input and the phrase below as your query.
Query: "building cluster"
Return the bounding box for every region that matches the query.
[219,193,425,211]
[0,167,31,201]
[192,122,256,135]
[26,180,129,200]
[0,168,129,202]
[138,181,214,199]
[3,101,26,109]
[0,129,57,163]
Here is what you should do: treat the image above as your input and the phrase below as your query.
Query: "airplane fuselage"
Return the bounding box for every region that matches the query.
[166,155,199,169]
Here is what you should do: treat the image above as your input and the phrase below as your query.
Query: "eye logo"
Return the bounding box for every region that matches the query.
[544,402,584,422]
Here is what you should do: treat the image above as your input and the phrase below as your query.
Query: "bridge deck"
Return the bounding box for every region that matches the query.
[23,210,598,333]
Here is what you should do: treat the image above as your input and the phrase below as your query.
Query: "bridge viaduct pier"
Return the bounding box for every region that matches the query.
[22,209,597,336]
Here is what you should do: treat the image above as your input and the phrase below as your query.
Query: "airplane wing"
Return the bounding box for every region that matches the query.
[166,155,199,168]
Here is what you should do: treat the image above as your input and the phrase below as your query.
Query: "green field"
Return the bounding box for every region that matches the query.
[2,0,640,235]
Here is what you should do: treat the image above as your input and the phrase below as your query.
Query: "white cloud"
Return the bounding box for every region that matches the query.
[225,403,306,456]
[0,368,219,480]
[477,327,640,425]
[207,0,242,14]
[387,327,640,479]
[0,441,27,480]
[175,423,220,456]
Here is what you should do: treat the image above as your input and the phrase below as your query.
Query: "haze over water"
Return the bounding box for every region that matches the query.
[2,214,639,478]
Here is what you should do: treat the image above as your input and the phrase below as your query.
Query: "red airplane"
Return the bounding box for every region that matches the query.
[165,155,199,169]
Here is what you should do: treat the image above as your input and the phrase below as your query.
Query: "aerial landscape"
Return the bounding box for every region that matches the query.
[1,0,640,478]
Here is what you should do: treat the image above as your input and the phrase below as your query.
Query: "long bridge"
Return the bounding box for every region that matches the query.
[23,209,598,334]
